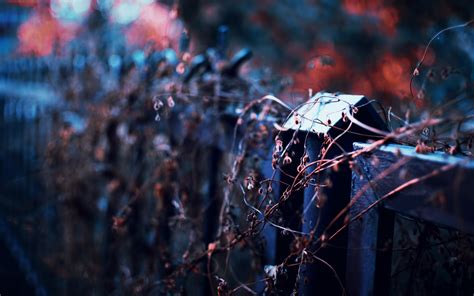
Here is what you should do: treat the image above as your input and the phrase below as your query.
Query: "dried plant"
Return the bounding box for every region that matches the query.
[19,9,473,296]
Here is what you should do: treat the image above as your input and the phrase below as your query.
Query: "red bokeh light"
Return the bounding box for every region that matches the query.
[292,43,415,101]
[124,3,182,50]
[17,8,78,56]
[7,0,39,7]
[343,0,399,36]
[292,43,351,93]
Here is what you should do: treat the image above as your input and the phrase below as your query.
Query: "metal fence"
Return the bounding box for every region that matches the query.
[0,65,473,295]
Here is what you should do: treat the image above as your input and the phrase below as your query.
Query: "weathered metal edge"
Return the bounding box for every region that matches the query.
[354,142,474,169]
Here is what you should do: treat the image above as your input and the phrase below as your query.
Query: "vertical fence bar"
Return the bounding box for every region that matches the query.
[274,130,305,294]
[0,77,58,295]
[374,207,395,295]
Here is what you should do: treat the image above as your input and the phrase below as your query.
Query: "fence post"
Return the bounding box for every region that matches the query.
[274,92,387,294]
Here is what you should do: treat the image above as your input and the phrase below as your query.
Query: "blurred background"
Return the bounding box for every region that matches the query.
[0,0,473,295]
[2,0,474,101]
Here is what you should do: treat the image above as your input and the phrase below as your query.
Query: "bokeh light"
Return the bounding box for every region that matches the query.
[50,0,92,21]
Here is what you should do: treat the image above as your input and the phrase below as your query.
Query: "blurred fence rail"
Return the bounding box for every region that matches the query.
[0,75,58,295]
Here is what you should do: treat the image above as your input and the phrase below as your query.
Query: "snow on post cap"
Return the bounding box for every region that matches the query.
[283,92,367,134]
